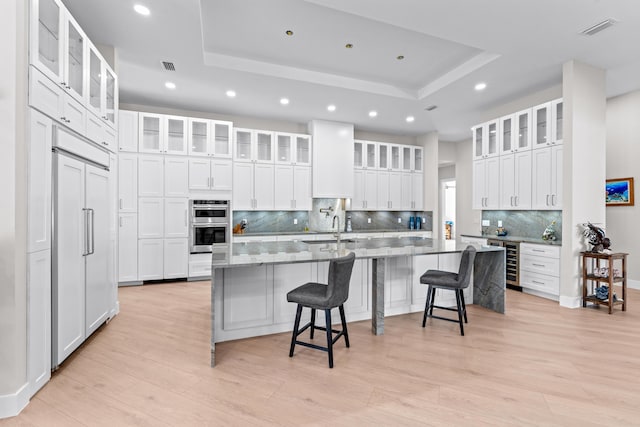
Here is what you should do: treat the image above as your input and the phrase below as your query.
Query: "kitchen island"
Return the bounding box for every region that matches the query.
[210,237,505,366]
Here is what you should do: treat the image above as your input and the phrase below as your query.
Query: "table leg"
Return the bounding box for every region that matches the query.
[371,258,385,335]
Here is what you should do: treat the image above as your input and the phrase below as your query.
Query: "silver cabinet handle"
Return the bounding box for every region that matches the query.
[89,208,95,255]
[532,280,545,285]
[551,194,556,206]
[119,198,123,209]
[119,217,123,227]
[546,194,550,206]
[82,208,89,256]
[532,263,545,267]
[515,196,518,206]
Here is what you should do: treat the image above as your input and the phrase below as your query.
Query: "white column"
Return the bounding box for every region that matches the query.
[419,131,439,238]
[560,60,607,307]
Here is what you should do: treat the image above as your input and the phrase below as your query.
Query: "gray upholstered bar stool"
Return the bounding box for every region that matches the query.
[421,245,476,336]
[287,252,356,368]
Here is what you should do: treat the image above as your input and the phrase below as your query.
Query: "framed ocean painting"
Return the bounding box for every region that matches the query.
[606,177,634,206]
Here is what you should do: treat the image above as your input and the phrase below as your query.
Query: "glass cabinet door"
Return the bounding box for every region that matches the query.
[166,116,187,154]
[295,135,311,165]
[473,126,484,159]
[104,66,116,127]
[365,142,377,169]
[402,146,412,171]
[487,120,498,157]
[64,16,85,102]
[532,103,550,148]
[213,121,232,157]
[390,145,401,170]
[188,118,210,156]
[139,114,163,153]
[551,99,563,145]
[88,45,102,116]
[413,147,423,172]
[234,129,253,161]
[500,115,515,154]
[354,141,364,168]
[276,133,292,163]
[255,131,274,162]
[516,109,531,151]
[378,144,389,169]
[34,0,63,81]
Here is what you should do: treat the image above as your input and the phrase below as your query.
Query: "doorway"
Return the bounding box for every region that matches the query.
[440,179,456,239]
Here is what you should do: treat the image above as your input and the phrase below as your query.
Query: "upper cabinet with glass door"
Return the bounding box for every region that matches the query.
[187,118,232,157]
[87,42,118,129]
[354,140,377,169]
[234,128,274,163]
[472,120,499,160]
[138,113,187,154]
[377,143,390,170]
[550,99,563,145]
[413,147,423,172]
[390,144,402,171]
[532,99,563,148]
[515,109,532,152]
[294,135,311,166]
[276,133,312,165]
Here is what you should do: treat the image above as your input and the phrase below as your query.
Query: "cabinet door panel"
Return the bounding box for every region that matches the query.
[118,110,138,152]
[499,154,515,210]
[531,148,552,209]
[211,159,233,191]
[28,110,53,252]
[138,198,164,238]
[472,160,486,210]
[163,238,188,279]
[118,154,137,212]
[352,169,365,210]
[412,173,423,211]
[364,170,378,210]
[293,166,312,211]
[28,249,52,394]
[400,172,412,210]
[189,158,211,191]
[164,157,189,197]
[29,65,63,121]
[377,171,390,210]
[118,213,138,282]
[514,151,532,209]
[232,162,254,210]
[274,165,294,210]
[254,164,274,210]
[61,93,86,136]
[164,198,188,238]
[551,146,563,208]
[137,239,163,280]
[485,157,500,209]
[223,266,273,330]
[138,156,164,197]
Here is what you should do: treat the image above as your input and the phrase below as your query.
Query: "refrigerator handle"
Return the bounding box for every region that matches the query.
[82,208,90,256]
[88,208,95,255]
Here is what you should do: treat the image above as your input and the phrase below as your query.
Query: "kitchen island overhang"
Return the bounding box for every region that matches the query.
[210,237,505,366]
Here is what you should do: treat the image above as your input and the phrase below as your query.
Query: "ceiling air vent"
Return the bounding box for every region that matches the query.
[161,61,176,71]
[424,105,438,111]
[581,18,617,36]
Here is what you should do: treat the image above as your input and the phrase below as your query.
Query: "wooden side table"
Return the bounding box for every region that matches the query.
[581,252,628,314]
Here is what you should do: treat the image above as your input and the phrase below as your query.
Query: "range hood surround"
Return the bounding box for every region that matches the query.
[308,119,354,199]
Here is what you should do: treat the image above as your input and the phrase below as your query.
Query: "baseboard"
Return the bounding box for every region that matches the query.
[559,295,582,308]
[0,383,30,420]
[522,288,559,302]
[628,279,640,290]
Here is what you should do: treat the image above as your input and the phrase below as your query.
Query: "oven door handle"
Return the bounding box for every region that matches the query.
[192,223,228,228]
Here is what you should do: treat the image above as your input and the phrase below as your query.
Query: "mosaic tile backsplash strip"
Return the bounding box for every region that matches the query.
[481,210,562,241]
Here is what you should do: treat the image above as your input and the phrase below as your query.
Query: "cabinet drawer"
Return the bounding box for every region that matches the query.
[520,253,560,276]
[520,243,560,258]
[520,270,559,295]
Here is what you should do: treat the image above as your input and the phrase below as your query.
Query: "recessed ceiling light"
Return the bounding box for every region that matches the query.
[406,116,415,123]
[475,82,487,91]
[368,110,377,118]
[165,81,176,89]
[396,55,405,60]
[280,98,289,105]
[285,30,294,36]
[345,43,353,49]
[134,4,150,16]
[226,90,236,98]
[327,104,336,112]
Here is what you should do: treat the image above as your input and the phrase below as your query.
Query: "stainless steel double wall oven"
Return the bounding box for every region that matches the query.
[189,200,230,254]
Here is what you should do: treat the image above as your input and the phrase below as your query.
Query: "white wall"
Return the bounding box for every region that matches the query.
[606,90,640,285]
[0,0,28,413]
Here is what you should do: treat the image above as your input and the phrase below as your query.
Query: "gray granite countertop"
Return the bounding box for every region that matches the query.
[234,229,431,237]
[461,234,562,246]
[213,237,503,268]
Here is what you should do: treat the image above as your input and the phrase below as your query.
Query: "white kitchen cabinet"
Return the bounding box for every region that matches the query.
[390,144,402,170]
[233,162,274,210]
[376,171,390,210]
[499,114,523,154]
[139,114,188,155]
[87,42,118,130]
[412,173,424,210]
[223,266,274,330]
[117,213,138,283]
[515,109,532,154]
[137,155,163,197]
[275,133,312,166]
[401,146,412,172]
[27,249,51,396]
[401,172,412,210]
[118,110,138,152]
[164,198,188,238]
[138,198,164,238]
[163,238,188,279]
[234,128,274,163]
[86,112,116,152]
[352,169,377,210]
[309,120,353,198]
[354,140,377,169]
[520,243,560,297]
[532,102,551,149]
[413,147,423,172]
[274,165,311,210]
[188,158,233,191]
[499,151,532,210]
[531,145,563,209]
[376,171,402,210]
[29,65,86,136]
[472,157,500,209]
[163,157,189,197]
[551,99,563,145]
[188,118,233,158]
[137,239,164,281]
[472,120,499,160]
[377,143,390,169]
[28,110,53,253]
[117,153,137,212]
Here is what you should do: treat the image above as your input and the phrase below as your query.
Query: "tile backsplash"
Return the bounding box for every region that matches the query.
[481,210,562,241]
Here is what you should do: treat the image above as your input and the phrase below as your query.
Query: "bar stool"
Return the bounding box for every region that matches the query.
[287,252,356,368]
[420,245,476,336]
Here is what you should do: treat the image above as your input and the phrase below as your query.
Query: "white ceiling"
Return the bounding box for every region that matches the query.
[63,0,640,141]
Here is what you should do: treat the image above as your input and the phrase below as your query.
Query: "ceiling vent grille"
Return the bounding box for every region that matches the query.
[581,18,617,36]
[161,61,176,71]
[424,105,438,111]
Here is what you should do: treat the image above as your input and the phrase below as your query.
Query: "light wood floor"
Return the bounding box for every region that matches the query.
[4,282,640,426]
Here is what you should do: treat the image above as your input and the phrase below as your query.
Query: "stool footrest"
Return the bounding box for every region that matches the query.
[431,305,459,312]
[427,313,461,323]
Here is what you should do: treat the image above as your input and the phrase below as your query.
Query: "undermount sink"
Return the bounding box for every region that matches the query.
[302,239,355,244]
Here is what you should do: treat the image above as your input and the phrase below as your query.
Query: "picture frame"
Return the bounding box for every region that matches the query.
[606,177,634,206]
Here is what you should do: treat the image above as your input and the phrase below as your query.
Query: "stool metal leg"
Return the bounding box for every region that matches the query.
[325,309,334,368]
[455,289,465,336]
[339,304,350,348]
[310,308,316,339]
[422,285,433,327]
[429,287,436,316]
[290,304,303,357]
[460,291,468,323]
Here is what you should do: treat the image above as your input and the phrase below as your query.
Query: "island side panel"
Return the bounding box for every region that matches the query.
[472,250,506,314]
[371,258,385,335]
[211,267,223,367]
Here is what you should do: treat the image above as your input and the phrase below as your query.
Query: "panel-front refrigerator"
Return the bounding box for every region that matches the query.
[53,128,111,368]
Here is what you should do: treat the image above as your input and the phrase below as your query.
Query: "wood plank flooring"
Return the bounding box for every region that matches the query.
[4,281,640,426]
